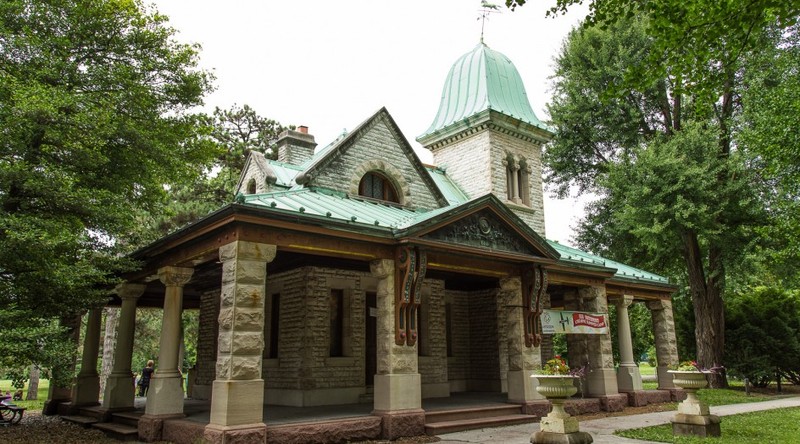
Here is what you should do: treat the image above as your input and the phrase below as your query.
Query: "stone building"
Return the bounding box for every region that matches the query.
[59,43,680,443]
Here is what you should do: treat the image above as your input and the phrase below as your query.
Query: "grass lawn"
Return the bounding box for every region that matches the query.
[639,362,657,376]
[617,407,800,443]
[1,379,50,411]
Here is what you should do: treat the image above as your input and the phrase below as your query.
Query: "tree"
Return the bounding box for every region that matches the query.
[506,0,799,98]
[0,0,217,376]
[725,287,800,386]
[548,16,766,387]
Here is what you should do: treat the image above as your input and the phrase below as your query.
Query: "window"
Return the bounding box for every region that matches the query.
[266,293,280,359]
[247,178,257,194]
[359,172,399,203]
[330,289,344,357]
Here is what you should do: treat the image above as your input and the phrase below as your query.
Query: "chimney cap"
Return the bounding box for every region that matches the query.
[298,125,308,134]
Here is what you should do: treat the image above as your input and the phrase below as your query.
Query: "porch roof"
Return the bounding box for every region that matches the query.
[236,187,670,286]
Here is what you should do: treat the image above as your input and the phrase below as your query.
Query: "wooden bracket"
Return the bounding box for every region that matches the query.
[522,265,548,347]
[396,246,427,346]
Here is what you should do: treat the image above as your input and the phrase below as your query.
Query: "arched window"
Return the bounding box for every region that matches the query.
[246,178,257,194]
[358,172,399,203]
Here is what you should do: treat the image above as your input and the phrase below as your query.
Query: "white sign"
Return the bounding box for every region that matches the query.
[541,309,609,334]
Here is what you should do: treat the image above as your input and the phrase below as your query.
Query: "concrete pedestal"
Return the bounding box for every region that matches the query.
[531,431,594,444]
[616,364,643,391]
[671,413,721,437]
[373,373,421,411]
[71,374,100,407]
[101,372,136,411]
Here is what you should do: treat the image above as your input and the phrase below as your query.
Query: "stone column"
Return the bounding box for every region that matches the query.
[71,308,103,407]
[370,259,424,439]
[204,241,275,444]
[144,266,193,418]
[579,286,626,411]
[510,164,521,203]
[101,283,145,412]
[501,277,548,416]
[613,295,643,391]
[647,299,679,390]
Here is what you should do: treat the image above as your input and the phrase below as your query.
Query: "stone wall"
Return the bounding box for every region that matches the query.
[309,117,441,211]
[431,130,493,200]
[192,289,219,400]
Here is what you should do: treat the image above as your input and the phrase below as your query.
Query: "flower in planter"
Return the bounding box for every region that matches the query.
[538,356,587,377]
[671,360,724,373]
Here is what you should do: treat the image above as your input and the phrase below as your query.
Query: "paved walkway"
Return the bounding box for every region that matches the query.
[436,396,800,443]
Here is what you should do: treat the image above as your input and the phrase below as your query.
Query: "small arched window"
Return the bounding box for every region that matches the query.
[359,172,399,203]
[246,178,257,194]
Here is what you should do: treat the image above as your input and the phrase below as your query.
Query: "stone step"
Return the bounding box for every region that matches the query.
[93,421,139,441]
[425,414,535,435]
[61,415,100,427]
[112,411,143,428]
[425,404,523,423]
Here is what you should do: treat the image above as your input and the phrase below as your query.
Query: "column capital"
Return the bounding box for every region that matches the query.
[158,266,194,288]
[114,283,146,301]
[219,241,276,263]
[646,298,672,311]
[611,294,634,308]
[370,259,394,278]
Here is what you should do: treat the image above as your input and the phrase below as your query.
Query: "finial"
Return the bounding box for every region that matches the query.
[478,1,500,44]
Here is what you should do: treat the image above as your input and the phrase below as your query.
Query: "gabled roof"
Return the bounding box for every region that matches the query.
[293,107,449,207]
[426,166,469,205]
[547,241,670,285]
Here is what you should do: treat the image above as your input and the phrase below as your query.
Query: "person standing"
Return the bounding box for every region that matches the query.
[138,360,155,397]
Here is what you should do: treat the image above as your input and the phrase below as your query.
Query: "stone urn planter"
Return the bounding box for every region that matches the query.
[667,370,720,437]
[530,375,593,444]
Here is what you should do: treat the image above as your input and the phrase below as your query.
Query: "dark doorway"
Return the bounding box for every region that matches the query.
[366,291,377,387]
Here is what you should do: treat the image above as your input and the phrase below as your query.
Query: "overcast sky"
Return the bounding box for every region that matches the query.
[151,0,590,245]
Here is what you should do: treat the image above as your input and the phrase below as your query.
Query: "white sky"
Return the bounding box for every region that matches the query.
[151,0,590,246]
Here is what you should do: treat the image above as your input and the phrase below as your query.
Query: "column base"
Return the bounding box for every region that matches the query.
[585,368,618,397]
[616,364,643,391]
[102,372,136,411]
[671,413,721,437]
[507,370,545,404]
[145,375,185,416]
[373,409,425,440]
[531,431,594,444]
[373,373,421,411]
[72,374,101,407]
[43,387,73,416]
[210,379,264,426]
[204,423,267,444]
[138,413,184,442]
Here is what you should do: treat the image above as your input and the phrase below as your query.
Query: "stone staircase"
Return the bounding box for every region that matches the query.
[62,406,141,441]
[424,404,535,435]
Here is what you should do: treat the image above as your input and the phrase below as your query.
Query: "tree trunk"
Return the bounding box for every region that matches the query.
[680,229,728,388]
[99,307,119,397]
[26,365,40,400]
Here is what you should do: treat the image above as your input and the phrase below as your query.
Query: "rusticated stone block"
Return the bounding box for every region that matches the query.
[138,415,164,442]
[204,424,267,444]
[230,356,261,380]
[599,394,628,412]
[644,390,673,404]
[520,401,551,418]
[234,309,264,330]
[376,409,425,439]
[623,390,650,407]
[235,285,265,308]
[267,416,382,444]
[162,419,205,444]
[564,398,600,416]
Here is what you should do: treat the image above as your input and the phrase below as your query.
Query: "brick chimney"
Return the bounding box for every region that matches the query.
[276,126,316,164]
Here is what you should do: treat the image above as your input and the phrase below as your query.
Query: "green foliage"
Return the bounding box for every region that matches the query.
[617,407,800,443]
[0,0,217,376]
[725,286,800,386]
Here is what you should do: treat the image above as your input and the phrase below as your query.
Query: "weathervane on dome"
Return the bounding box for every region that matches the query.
[478,1,501,43]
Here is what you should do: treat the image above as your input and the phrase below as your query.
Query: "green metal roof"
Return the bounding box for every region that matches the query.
[547,240,670,285]
[420,43,548,138]
[265,159,303,188]
[237,188,668,286]
[426,166,469,205]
